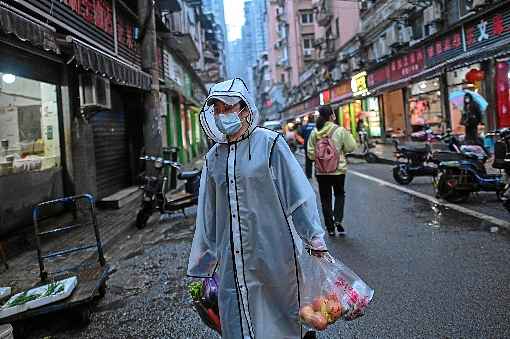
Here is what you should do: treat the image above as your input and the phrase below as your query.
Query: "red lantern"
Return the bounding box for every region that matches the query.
[465,68,485,83]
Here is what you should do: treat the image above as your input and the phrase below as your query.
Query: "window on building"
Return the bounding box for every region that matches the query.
[301,12,314,25]
[0,73,61,176]
[303,34,314,50]
[411,15,424,40]
[303,34,315,58]
[281,74,285,83]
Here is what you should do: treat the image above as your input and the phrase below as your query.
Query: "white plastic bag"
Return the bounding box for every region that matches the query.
[298,252,374,331]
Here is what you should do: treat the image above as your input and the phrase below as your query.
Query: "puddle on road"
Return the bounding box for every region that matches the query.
[408,196,509,236]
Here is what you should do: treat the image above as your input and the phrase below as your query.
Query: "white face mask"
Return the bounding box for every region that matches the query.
[214,107,246,135]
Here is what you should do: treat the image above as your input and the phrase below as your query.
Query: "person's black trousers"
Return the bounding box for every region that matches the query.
[305,156,313,178]
[316,174,346,232]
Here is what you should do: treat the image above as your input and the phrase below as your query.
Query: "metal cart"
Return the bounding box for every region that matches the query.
[0,194,110,336]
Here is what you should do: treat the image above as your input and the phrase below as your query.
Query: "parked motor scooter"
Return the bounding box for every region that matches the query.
[491,128,510,212]
[435,129,510,203]
[392,130,459,185]
[410,124,441,142]
[136,155,201,229]
[358,129,378,163]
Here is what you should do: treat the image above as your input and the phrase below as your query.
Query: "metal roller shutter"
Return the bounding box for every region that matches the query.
[91,89,130,199]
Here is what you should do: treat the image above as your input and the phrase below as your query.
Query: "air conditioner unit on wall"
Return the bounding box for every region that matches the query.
[339,63,349,73]
[472,0,488,9]
[423,2,442,25]
[79,73,111,110]
[400,26,413,44]
[386,24,399,47]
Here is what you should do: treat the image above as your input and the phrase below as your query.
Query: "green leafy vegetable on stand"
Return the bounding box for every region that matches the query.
[188,281,203,301]
[5,291,41,307]
[43,282,64,297]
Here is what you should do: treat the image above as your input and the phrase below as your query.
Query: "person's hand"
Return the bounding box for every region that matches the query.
[309,249,329,258]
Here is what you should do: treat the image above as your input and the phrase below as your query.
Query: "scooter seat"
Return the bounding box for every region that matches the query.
[398,144,430,153]
[178,169,201,180]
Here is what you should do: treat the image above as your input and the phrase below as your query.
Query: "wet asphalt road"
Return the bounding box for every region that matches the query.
[347,161,510,222]
[26,156,510,339]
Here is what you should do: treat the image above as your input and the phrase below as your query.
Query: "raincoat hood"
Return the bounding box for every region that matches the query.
[200,78,260,144]
[316,121,337,139]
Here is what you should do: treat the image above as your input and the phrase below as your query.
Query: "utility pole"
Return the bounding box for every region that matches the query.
[138,0,162,156]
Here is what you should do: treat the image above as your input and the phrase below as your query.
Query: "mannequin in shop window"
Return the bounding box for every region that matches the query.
[461,92,482,145]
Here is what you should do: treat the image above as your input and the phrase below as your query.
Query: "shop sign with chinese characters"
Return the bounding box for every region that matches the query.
[367,49,425,88]
[351,71,369,96]
[424,29,464,67]
[463,8,510,52]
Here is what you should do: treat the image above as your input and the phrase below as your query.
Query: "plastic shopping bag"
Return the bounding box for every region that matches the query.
[298,252,374,331]
[188,273,221,334]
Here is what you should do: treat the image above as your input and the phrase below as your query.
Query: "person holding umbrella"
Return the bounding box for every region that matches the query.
[461,92,483,145]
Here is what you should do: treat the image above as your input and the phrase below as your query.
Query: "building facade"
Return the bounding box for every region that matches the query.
[267,0,359,121]
[281,0,510,141]
[0,0,208,235]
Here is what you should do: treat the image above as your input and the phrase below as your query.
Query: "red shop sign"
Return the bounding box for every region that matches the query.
[322,89,331,104]
[388,48,425,81]
[368,66,390,87]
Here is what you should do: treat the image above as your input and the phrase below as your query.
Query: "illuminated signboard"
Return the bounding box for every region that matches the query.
[351,71,368,96]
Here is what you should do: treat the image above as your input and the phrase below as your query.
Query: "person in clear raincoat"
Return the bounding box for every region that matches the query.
[187,78,328,339]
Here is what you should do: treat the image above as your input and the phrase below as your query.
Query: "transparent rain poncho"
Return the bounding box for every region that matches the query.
[187,78,327,339]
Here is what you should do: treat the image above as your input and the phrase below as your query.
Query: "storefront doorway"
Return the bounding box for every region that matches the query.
[382,89,406,138]
[447,64,485,133]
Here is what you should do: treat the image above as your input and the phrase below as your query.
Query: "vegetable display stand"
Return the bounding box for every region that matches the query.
[0,194,110,334]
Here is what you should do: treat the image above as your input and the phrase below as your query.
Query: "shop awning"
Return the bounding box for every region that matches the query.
[0,5,59,54]
[70,38,151,91]
[368,63,445,95]
[446,37,510,71]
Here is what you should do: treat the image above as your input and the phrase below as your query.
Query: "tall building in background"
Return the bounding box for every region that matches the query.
[267,0,360,120]
[238,0,268,101]
[202,0,228,80]
[227,39,245,80]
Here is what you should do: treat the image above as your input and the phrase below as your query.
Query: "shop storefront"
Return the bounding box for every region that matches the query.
[407,78,444,133]
[446,64,485,134]
[495,60,510,128]
[0,7,66,234]
[381,89,406,138]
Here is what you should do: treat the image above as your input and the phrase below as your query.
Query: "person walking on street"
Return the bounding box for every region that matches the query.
[187,78,328,339]
[298,116,316,178]
[307,105,357,237]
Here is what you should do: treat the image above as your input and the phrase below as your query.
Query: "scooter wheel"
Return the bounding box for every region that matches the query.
[393,166,413,185]
[504,199,510,213]
[496,184,509,202]
[436,174,470,203]
[365,152,378,164]
[136,208,151,229]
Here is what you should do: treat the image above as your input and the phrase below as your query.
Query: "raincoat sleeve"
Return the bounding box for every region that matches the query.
[271,136,327,251]
[338,128,357,154]
[187,159,218,278]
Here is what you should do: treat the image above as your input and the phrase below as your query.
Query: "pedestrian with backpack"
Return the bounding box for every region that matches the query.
[307,105,357,237]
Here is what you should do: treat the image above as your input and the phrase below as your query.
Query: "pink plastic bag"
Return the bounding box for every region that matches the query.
[298,252,374,331]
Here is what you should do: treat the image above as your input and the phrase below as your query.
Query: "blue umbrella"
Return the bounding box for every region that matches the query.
[449,90,488,111]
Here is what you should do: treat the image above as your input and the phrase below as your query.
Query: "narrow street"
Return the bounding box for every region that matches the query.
[24,153,510,339]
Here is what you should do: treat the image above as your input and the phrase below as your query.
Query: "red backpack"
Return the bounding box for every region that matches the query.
[315,126,340,174]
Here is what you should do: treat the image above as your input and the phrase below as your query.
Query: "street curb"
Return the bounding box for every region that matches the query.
[349,169,510,230]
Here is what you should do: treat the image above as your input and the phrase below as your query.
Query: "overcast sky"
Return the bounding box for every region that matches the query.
[223,0,246,41]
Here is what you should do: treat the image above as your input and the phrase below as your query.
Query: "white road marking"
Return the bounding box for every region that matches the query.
[349,169,510,230]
